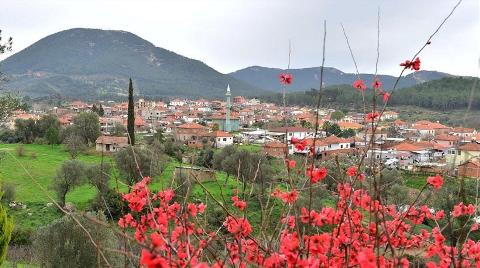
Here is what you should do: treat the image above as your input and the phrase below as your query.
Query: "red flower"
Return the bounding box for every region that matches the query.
[372,79,382,89]
[400,57,421,71]
[285,159,296,169]
[353,79,367,91]
[231,196,247,211]
[427,174,443,189]
[382,92,391,102]
[366,112,380,122]
[307,167,327,183]
[224,216,252,238]
[346,166,358,177]
[291,138,307,151]
[279,73,293,85]
[279,189,298,204]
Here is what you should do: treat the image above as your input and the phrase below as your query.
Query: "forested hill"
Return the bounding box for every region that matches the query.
[259,77,479,111]
[0,28,263,100]
[230,65,452,92]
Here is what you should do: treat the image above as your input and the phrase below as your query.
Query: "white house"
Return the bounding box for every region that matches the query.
[269,127,314,154]
[212,131,233,148]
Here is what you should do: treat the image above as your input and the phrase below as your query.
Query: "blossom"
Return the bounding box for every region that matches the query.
[400,57,421,71]
[224,216,252,238]
[231,196,247,211]
[279,189,298,204]
[291,137,307,151]
[285,159,296,169]
[382,92,391,102]
[346,166,358,177]
[353,79,367,91]
[372,79,382,89]
[366,112,380,122]
[427,174,444,189]
[307,167,327,183]
[279,73,293,85]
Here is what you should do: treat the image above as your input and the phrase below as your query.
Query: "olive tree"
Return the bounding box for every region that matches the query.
[53,160,86,207]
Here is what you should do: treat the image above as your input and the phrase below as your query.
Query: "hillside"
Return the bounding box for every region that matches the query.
[0,28,264,100]
[229,65,452,92]
[260,77,479,111]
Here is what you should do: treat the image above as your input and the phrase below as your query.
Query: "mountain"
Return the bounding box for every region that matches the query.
[229,66,453,92]
[0,28,264,100]
[260,76,479,111]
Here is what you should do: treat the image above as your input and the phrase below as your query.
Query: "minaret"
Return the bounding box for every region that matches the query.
[225,84,231,132]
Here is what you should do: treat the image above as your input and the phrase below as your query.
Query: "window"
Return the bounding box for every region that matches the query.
[223,138,227,141]
[289,133,293,136]
[340,145,343,148]
[217,138,221,141]
[458,151,461,156]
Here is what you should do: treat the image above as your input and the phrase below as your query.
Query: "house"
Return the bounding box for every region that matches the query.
[263,141,287,158]
[458,157,480,178]
[172,123,213,148]
[95,136,128,152]
[411,120,450,137]
[451,127,477,140]
[380,111,399,121]
[207,115,240,131]
[269,127,314,154]
[446,142,480,167]
[434,134,460,148]
[212,131,233,148]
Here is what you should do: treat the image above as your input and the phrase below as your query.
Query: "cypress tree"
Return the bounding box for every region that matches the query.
[127,78,135,145]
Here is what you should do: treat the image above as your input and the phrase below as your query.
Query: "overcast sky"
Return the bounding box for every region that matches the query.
[0,0,478,76]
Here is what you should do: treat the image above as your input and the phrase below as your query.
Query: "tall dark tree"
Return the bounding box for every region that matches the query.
[127,78,135,145]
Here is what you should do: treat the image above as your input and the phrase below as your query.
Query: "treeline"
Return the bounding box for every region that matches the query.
[260,77,480,111]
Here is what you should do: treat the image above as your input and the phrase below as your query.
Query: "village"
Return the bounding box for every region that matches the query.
[5,85,479,179]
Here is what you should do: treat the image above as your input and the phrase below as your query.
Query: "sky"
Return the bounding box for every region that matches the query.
[0,0,478,76]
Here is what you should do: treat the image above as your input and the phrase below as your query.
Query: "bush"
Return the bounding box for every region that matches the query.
[33,213,121,267]
[1,183,16,204]
[29,152,37,159]
[9,228,33,246]
[16,144,25,157]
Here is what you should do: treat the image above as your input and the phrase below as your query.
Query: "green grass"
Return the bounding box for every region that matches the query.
[0,144,113,228]
[1,261,39,268]
[402,172,429,190]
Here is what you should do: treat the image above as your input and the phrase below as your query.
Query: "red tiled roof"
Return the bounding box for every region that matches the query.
[459,143,480,152]
[389,143,422,152]
[212,131,232,137]
[269,127,312,133]
[435,134,460,141]
[176,123,205,129]
[322,135,350,145]
[96,136,128,145]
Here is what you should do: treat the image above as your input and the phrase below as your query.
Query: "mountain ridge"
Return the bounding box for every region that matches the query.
[0,28,264,100]
[229,65,453,92]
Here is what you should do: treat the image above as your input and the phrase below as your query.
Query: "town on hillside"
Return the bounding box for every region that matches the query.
[6,84,479,178]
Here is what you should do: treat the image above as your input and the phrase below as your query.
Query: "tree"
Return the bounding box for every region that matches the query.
[330,110,345,121]
[212,123,219,131]
[0,31,19,123]
[127,78,135,145]
[53,160,86,207]
[322,121,342,137]
[37,114,61,138]
[45,127,60,147]
[85,162,111,200]
[72,112,101,146]
[195,148,215,168]
[153,128,165,143]
[114,146,166,186]
[14,118,39,144]
[63,130,87,159]
[111,122,126,136]
[98,104,104,116]
[339,128,356,138]
[33,213,120,267]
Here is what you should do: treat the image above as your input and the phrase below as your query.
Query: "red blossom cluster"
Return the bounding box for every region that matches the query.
[279,73,293,85]
[400,57,421,71]
[118,172,479,268]
[291,137,307,151]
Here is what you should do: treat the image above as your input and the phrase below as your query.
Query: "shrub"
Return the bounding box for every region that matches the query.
[0,183,16,204]
[33,213,120,267]
[9,228,33,246]
[16,144,25,157]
